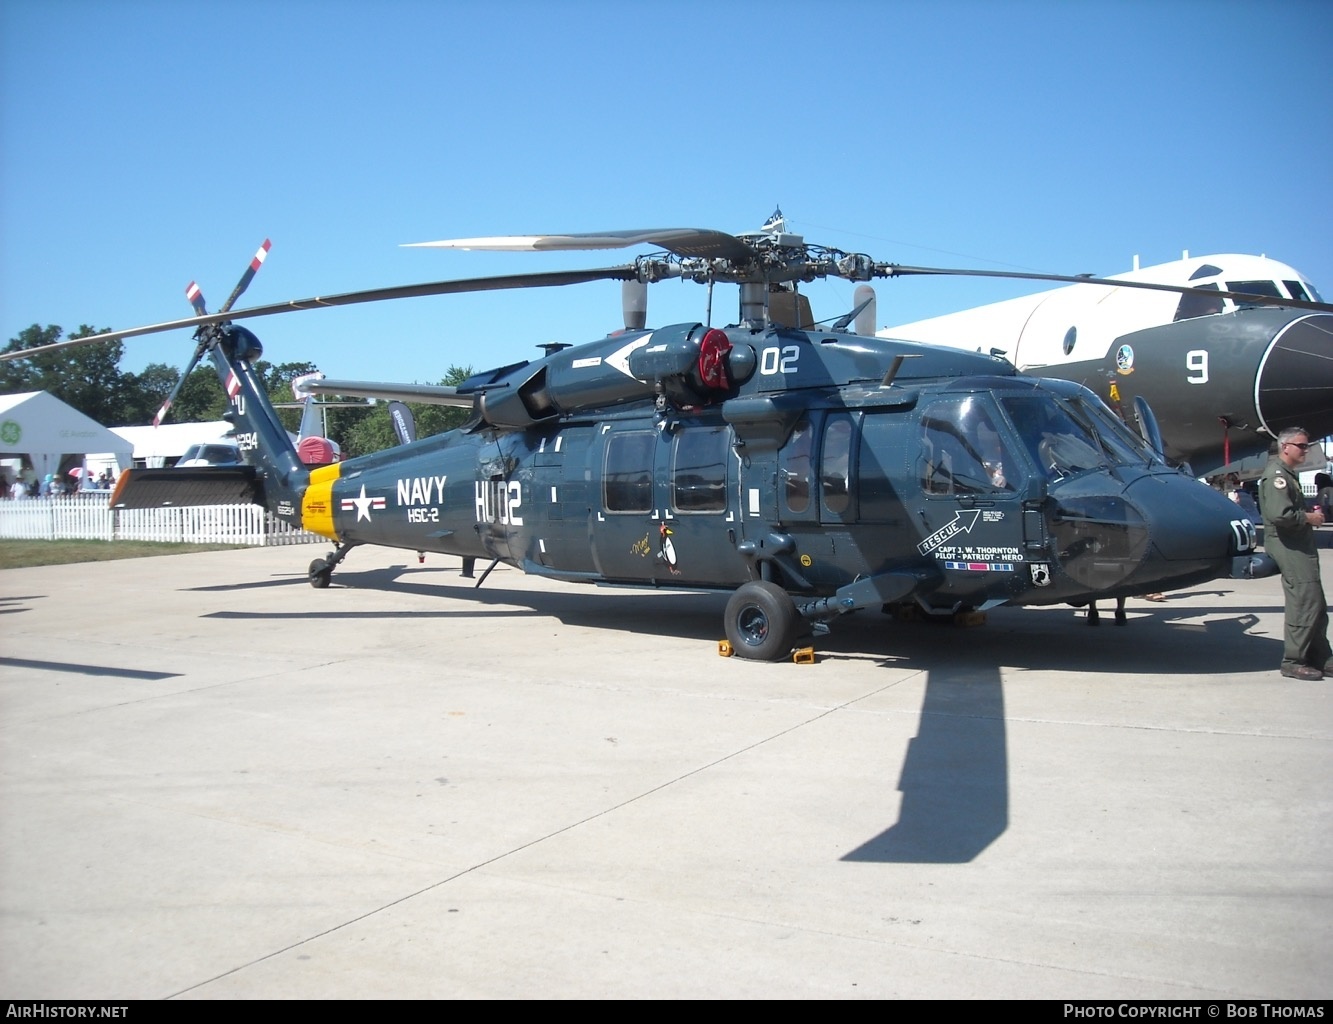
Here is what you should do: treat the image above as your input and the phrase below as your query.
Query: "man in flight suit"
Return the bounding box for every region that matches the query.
[1259,427,1330,680]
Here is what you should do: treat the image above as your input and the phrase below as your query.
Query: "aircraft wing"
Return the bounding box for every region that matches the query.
[300,379,475,408]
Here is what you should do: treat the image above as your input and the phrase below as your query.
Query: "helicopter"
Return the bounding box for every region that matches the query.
[3,220,1303,661]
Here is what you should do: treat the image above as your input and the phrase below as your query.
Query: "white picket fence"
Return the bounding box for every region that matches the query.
[0,493,322,546]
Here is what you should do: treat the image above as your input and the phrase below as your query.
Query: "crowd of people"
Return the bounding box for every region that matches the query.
[1,465,116,498]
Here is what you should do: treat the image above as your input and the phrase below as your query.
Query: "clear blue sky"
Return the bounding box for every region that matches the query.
[3,0,1330,384]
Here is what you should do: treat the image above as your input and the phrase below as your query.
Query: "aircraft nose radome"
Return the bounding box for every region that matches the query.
[1257,313,1333,437]
[1126,475,1239,562]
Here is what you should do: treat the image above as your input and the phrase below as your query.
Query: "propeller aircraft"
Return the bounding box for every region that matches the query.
[875,252,1332,475]
[5,219,1310,661]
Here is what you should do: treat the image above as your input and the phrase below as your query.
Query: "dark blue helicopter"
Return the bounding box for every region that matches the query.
[6,223,1288,660]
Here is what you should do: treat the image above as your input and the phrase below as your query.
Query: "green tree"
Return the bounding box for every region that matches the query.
[0,324,124,424]
[119,362,181,424]
[337,365,474,458]
[171,364,227,423]
[253,359,320,433]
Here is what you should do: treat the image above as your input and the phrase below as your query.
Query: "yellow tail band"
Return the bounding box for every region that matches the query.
[301,463,343,540]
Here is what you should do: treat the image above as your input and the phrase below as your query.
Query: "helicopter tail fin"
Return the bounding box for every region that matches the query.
[201,323,321,534]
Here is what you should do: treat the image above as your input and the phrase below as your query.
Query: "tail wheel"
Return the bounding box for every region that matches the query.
[308,558,332,589]
[725,580,798,661]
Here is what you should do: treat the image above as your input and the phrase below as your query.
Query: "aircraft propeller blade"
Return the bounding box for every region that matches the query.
[0,265,642,361]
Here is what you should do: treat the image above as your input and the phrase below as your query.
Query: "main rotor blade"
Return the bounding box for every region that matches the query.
[883,264,1333,314]
[404,228,759,263]
[1,265,640,361]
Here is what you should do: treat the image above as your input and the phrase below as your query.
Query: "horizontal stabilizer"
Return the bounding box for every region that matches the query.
[109,467,262,509]
[303,378,476,408]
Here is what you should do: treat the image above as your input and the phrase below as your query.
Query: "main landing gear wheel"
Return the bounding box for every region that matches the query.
[308,557,333,589]
[725,580,798,661]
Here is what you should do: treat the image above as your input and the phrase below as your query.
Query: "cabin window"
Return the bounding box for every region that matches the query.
[821,415,854,515]
[1062,326,1077,355]
[781,416,814,514]
[603,431,655,512]
[919,396,1019,495]
[859,414,902,521]
[672,427,728,513]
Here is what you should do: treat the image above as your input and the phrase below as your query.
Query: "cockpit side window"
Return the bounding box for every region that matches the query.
[1285,280,1313,302]
[918,396,1019,496]
[1173,283,1223,322]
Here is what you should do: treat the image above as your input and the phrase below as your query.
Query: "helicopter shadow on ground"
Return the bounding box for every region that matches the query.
[826,596,1277,862]
[196,564,738,644]
[193,565,1282,865]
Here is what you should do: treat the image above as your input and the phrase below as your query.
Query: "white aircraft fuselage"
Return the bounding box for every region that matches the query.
[878,254,1331,475]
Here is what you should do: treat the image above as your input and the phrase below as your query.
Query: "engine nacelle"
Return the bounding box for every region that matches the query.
[474,324,757,429]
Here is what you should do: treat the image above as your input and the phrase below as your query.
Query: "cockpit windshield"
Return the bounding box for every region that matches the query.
[1002,395,1108,481]
[999,390,1156,482]
[1174,278,1323,321]
[1226,280,1283,301]
[1062,394,1163,467]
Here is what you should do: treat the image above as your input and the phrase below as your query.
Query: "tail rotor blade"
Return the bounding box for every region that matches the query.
[185,281,208,316]
[219,239,272,314]
[152,341,207,427]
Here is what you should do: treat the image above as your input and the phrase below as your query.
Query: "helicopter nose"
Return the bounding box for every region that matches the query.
[1125,473,1246,564]
[1257,313,1333,437]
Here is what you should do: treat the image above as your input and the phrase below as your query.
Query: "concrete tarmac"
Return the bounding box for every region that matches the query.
[1,543,1329,999]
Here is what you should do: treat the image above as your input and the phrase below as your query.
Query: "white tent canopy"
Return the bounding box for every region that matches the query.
[109,421,233,468]
[0,391,134,481]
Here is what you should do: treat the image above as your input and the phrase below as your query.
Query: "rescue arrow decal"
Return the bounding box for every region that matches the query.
[916,509,982,556]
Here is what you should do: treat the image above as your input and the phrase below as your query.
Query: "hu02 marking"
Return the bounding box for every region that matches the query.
[475,480,523,525]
